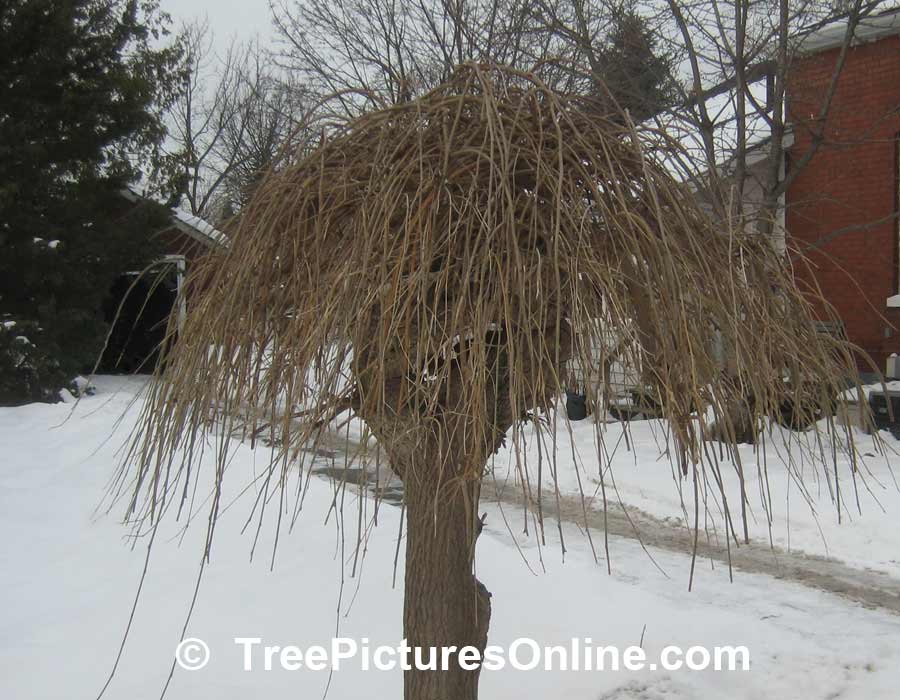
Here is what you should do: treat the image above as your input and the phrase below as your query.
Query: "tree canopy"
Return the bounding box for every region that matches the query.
[118,64,867,699]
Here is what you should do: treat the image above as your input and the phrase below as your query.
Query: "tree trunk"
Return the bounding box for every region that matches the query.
[402,462,491,700]
[711,394,756,444]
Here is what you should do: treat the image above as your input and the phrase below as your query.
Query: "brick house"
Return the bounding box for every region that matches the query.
[785,8,900,374]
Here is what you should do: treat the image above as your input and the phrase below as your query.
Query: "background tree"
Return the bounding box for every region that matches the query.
[166,20,253,220]
[0,0,182,405]
[654,0,885,229]
[216,56,311,215]
[270,0,679,117]
[166,23,309,223]
[641,0,894,448]
[531,0,679,120]
[118,66,866,700]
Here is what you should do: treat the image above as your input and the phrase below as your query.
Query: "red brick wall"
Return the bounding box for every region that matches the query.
[786,34,900,372]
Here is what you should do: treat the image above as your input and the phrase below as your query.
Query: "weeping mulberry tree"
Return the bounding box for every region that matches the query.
[117,65,869,700]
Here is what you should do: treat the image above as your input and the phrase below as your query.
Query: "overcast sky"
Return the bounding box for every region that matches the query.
[160,0,277,48]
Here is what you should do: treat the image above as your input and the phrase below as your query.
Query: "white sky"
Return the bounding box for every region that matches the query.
[160,0,277,48]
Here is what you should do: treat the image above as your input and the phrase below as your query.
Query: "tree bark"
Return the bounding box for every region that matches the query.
[401,461,491,700]
[353,335,535,700]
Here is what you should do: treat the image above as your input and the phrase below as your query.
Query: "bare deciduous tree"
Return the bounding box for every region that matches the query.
[270,0,539,111]
[657,0,885,233]
[270,0,679,118]
[167,23,308,222]
[217,52,312,214]
[167,20,248,218]
[115,65,871,700]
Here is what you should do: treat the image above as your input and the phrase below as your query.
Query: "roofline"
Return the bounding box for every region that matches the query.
[168,213,228,249]
[796,7,900,55]
[120,187,227,249]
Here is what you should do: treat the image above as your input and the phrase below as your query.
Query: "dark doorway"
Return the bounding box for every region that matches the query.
[98,263,179,374]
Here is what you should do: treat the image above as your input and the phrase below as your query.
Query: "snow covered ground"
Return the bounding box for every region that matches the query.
[3,376,900,699]
[488,407,900,579]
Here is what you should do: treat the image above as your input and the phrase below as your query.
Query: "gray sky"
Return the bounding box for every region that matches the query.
[161,0,277,48]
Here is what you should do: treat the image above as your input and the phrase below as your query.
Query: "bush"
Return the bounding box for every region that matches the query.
[0,320,66,406]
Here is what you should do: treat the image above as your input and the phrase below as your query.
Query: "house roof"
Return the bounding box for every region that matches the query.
[120,187,227,249]
[168,207,228,248]
[797,7,900,55]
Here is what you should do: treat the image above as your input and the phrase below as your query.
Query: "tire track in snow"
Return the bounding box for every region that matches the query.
[286,426,900,615]
[483,477,900,614]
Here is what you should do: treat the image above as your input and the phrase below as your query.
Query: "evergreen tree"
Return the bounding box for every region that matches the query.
[594,2,679,122]
[0,0,182,405]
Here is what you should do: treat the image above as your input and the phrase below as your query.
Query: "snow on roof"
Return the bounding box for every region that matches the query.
[169,207,228,248]
[120,187,228,248]
[797,7,900,55]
